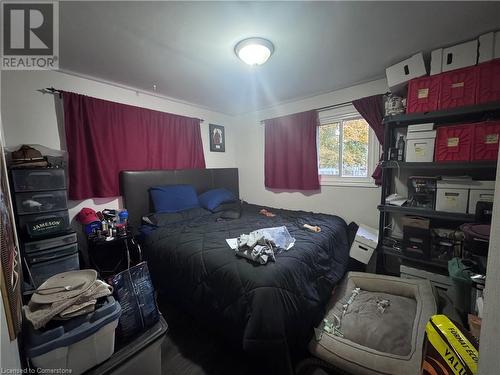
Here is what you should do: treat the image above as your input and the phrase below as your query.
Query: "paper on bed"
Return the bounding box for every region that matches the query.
[226,238,238,250]
[226,226,296,251]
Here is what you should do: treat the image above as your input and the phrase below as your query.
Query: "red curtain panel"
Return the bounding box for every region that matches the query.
[264,110,320,190]
[63,92,206,200]
[352,94,384,185]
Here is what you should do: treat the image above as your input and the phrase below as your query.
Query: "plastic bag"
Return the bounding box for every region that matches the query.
[108,262,159,340]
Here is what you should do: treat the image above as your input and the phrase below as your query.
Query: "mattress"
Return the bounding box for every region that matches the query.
[142,203,350,362]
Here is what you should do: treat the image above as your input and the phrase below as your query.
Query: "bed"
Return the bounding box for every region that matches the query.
[120,168,350,366]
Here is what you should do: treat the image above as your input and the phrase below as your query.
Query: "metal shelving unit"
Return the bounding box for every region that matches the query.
[377,205,475,222]
[377,102,500,275]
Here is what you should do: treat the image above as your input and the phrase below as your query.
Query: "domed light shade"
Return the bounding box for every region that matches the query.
[235,37,274,66]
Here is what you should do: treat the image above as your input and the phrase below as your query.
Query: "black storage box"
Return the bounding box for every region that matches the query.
[403,226,431,259]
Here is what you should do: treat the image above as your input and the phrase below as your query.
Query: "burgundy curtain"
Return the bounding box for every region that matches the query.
[264,110,320,190]
[63,92,206,200]
[352,94,384,185]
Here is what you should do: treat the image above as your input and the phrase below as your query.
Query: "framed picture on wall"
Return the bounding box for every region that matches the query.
[209,124,225,152]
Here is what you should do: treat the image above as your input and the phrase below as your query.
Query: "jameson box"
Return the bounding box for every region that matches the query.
[421,314,479,375]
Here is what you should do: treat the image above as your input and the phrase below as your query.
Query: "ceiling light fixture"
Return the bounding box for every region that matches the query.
[235,37,274,66]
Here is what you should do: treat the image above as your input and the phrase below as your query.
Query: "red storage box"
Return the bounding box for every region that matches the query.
[435,124,474,162]
[439,67,478,110]
[477,59,500,104]
[473,121,500,161]
[406,76,441,113]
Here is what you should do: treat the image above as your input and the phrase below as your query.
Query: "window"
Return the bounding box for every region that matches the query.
[317,105,379,187]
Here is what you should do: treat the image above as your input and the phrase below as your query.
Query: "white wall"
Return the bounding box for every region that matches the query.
[1,70,237,219]
[234,78,387,228]
[478,153,500,374]
[0,71,21,371]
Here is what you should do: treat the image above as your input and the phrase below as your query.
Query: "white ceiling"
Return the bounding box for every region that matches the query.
[60,1,500,115]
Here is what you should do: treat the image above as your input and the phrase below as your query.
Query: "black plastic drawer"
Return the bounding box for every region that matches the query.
[18,210,70,239]
[15,190,68,215]
[23,231,77,254]
[26,243,78,264]
[11,168,66,192]
[28,248,79,287]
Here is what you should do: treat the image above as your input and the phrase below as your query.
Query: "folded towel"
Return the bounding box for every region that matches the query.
[24,280,112,329]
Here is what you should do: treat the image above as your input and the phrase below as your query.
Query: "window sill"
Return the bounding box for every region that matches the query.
[319,178,379,188]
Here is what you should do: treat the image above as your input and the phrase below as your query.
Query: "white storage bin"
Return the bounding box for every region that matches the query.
[349,225,378,264]
[430,49,443,75]
[436,181,470,213]
[386,52,427,93]
[406,129,436,163]
[479,32,495,63]
[442,40,478,72]
[26,296,121,375]
[468,180,495,214]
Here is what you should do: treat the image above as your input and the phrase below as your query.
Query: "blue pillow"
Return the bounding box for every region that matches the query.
[198,188,237,212]
[149,184,200,213]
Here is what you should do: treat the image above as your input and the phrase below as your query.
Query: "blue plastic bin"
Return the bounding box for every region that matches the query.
[25,296,122,374]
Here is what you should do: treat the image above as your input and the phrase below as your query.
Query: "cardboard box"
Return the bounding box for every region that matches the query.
[469,189,494,214]
[386,52,427,93]
[408,123,434,132]
[436,180,470,213]
[401,216,430,229]
[430,49,443,75]
[406,130,437,162]
[479,32,495,63]
[442,40,478,72]
[349,225,378,264]
[468,180,495,214]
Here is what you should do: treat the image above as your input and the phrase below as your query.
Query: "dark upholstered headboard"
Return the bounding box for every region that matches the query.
[120,168,239,229]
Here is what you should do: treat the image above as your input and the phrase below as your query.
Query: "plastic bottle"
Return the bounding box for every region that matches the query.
[118,210,129,225]
[397,135,405,161]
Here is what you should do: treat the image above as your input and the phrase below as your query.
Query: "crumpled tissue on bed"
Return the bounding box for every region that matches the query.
[232,226,296,265]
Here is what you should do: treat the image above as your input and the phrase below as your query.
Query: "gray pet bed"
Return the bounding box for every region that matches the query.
[309,272,437,375]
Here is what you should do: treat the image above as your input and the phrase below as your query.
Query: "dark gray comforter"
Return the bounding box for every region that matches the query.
[143,203,350,360]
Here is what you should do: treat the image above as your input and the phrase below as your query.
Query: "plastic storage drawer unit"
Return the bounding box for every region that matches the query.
[473,121,500,161]
[439,67,478,110]
[477,59,500,104]
[15,190,68,215]
[407,76,441,113]
[25,296,121,375]
[27,243,79,287]
[11,168,66,192]
[18,210,70,238]
[435,124,474,162]
[23,231,77,254]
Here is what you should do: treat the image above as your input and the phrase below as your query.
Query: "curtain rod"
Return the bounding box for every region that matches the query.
[260,92,391,124]
[38,87,205,122]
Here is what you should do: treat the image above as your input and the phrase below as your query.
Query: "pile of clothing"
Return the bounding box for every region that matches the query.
[234,226,296,265]
[24,270,113,329]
